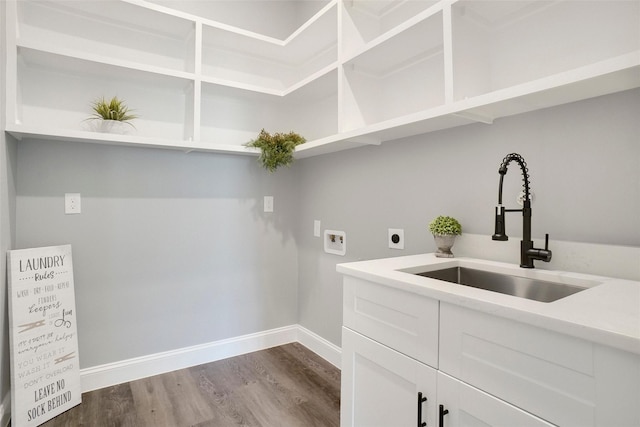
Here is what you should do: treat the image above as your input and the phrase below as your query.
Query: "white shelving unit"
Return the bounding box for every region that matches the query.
[16,0,197,73]
[200,68,338,147]
[4,0,640,158]
[341,9,445,131]
[451,0,640,100]
[16,47,194,141]
[340,0,441,59]
[201,1,337,94]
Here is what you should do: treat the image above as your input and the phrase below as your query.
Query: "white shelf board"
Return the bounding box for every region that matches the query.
[19,0,196,73]
[200,76,283,97]
[294,133,371,159]
[21,0,196,42]
[343,2,444,65]
[294,104,475,159]
[17,41,196,82]
[5,125,260,156]
[17,46,194,90]
[136,0,336,46]
[284,64,339,99]
[457,52,640,121]
[200,61,339,98]
[201,1,337,64]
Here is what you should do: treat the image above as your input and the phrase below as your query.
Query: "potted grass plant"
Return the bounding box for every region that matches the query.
[86,96,138,134]
[245,129,306,172]
[428,215,462,258]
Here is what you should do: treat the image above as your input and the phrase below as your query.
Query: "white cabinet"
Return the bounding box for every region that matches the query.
[5,0,640,158]
[440,302,640,427]
[341,329,554,427]
[341,328,437,427]
[341,277,640,427]
[341,276,439,427]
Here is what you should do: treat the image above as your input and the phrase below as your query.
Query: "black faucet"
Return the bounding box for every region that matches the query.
[492,153,552,268]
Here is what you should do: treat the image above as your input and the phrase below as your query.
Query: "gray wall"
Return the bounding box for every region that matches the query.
[15,141,300,367]
[297,89,640,345]
[7,88,640,368]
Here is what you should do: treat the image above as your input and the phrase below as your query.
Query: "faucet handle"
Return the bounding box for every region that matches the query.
[526,233,552,264]
[539,233,552,262]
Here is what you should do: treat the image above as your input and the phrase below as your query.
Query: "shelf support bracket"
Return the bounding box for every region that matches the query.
[350,137,382,146]
[453,111,494,125]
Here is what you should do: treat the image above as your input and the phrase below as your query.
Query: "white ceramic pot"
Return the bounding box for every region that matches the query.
[98,119,130,134]
[434,234,457,258]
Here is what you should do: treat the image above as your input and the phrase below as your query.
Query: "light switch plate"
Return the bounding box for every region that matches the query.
[65,193,81,214]
[314,220,321,237]
[264,196,274,213]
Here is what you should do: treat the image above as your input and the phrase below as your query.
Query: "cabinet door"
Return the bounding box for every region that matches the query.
[341,327,437,427]
[437,372,554,427]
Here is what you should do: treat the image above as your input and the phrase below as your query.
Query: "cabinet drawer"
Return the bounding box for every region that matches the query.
[437,371,554,427]
[343,276,439,367]
[440,303,640,427]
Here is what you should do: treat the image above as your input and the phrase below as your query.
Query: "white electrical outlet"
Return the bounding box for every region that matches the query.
[264,196,274,212]
[65,193,81,214]
[388,228,404,249]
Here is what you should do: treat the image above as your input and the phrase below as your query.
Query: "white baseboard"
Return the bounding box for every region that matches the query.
[80,324,341,393]
[296,325,342,369]
[1,392,10,427]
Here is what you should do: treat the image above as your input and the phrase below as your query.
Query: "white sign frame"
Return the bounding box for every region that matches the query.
[7,245,82,427]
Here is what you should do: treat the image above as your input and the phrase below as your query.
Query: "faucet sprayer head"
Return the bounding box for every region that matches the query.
[497,153,531,201]
[492,205,508,241]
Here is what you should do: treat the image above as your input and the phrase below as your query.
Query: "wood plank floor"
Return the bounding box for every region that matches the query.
[37,343,341,427]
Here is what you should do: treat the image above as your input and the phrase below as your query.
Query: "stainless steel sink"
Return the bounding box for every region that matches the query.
[414,267,588,302]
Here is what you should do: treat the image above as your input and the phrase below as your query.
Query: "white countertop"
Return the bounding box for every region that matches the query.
[337,254,640,356]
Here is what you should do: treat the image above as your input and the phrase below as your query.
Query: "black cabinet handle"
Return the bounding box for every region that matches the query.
[438,404,449,427]
[417,392,427,427]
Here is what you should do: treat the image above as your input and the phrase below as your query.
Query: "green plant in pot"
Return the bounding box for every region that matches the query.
[245,129,306,172]
[87,96,138,133]
[428,215,462,258]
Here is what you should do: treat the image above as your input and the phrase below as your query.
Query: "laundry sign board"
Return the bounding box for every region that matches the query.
[7,245,82,427]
